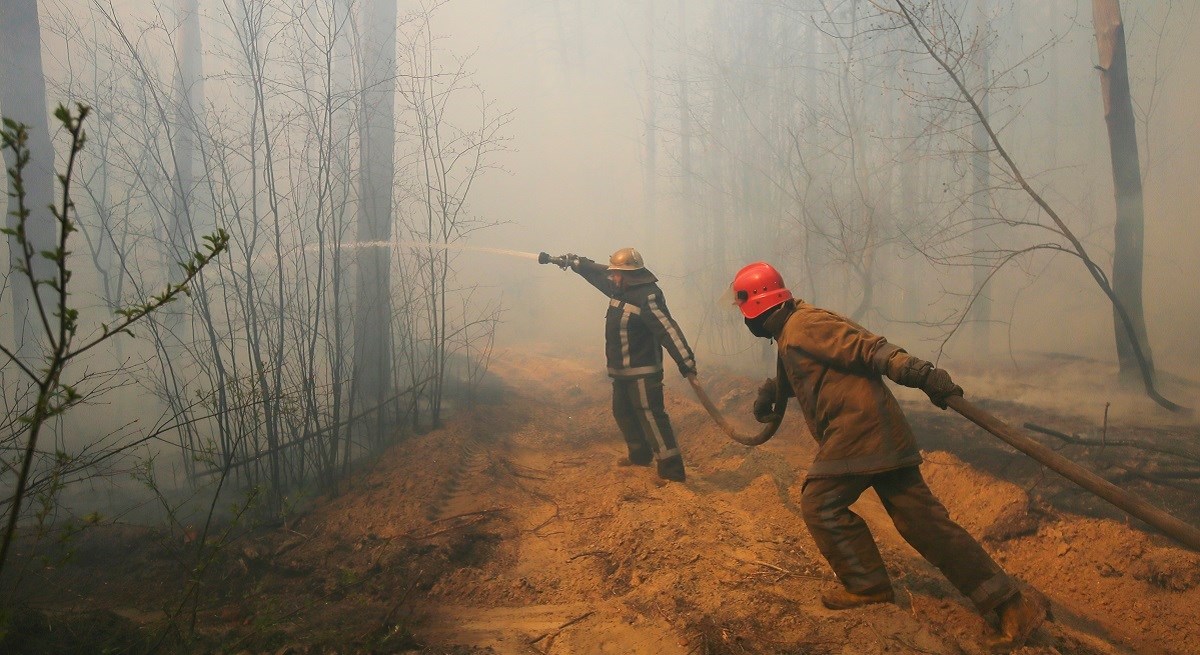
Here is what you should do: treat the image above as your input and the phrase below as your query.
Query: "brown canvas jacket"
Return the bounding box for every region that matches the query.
[764,299,921,478]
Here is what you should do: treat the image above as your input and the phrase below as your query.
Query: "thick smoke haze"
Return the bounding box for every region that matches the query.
[2,0,1198,516]
[14,0,1197,372]
[431,1,1200,381]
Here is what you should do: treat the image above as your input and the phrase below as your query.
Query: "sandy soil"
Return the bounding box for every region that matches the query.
[8,345,1200,654]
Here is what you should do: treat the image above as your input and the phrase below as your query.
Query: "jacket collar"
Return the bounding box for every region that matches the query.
[762,299,797,339]
[621,268,658,286]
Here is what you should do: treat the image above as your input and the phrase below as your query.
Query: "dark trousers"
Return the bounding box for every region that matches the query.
[801,466,1017,613]
[612,375,682,471]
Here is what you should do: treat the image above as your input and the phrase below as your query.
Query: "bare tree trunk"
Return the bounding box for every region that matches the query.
[168,0,203,335]
[0,0,55,358]
[1092,0,1154,384]
[642,0,657,253]
[969,0,993,355]
[677,0,694,289]
[1049,4,1062,165]
[172,0,203,271]
[891,0,1179,411]
[898,66,921,323]
[800,14,820,305]
[354,0,397,433]
[841,0,877,323]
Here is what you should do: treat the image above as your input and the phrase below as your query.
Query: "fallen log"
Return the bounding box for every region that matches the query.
[1024,422,1200,463]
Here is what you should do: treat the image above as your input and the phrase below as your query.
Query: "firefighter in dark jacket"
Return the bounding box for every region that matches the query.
[558,247,696,482]
[730,261,1046,650]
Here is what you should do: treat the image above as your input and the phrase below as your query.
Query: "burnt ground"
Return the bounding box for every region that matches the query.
[4,345,1199,655]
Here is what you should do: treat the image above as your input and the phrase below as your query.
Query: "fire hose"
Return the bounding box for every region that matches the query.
[944,395,1200,552]
[686,374,785,446]
[537,250,1200,551]
[689,377,1200,552]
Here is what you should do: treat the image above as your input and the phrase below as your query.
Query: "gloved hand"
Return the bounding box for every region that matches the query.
[921,367,963,410]
[891,356,933,388]
[680,365,697,379]
[753,378,781,423]
[538,252,577,269]
[564,253,587,271]
[889,355,963,410]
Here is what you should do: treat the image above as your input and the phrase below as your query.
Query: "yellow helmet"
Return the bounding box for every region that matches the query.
[607,247,645,271]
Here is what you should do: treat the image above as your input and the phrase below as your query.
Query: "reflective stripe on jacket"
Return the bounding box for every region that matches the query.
[575,259,696,379]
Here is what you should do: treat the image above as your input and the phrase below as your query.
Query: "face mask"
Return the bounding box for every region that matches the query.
[745,314,773,338]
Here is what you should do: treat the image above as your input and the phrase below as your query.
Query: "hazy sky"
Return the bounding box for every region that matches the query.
[14,0,1200,378]
[430,1,1200,380]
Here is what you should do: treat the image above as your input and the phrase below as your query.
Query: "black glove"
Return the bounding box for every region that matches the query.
[922,367,963,409]
[566,253,588,271]
[753,378,781,423]
[680,364,697,379]
[891,356,933,388]
[890,355,963,410]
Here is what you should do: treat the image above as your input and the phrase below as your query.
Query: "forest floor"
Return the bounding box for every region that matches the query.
[5,344,1200,655]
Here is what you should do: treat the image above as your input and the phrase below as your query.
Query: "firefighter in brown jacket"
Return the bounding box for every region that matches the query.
[551,247,696,482]
[731,262,1045,650]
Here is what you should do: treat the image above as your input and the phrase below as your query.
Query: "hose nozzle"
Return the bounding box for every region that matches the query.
[538,252,573,269]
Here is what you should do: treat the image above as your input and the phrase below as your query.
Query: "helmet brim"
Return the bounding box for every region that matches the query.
[737,289,792,319]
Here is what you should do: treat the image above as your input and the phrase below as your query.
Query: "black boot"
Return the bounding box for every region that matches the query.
[656,455,686,482]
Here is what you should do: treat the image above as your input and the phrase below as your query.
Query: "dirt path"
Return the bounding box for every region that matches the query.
[236,346,1193,654]
[12,347,1200,654]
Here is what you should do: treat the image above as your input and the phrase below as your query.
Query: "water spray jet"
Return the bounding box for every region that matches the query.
[326,239,542,261]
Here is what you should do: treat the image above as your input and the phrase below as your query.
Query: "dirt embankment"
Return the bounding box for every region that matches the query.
[9,347,1200,654]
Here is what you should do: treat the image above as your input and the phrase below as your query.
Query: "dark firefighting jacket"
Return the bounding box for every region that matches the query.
[763,299,925,478]
[574,259,696,379]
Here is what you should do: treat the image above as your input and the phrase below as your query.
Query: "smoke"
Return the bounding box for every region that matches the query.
[433,0,1200,386]
[6,0,1199,530]
[317,241,540,261]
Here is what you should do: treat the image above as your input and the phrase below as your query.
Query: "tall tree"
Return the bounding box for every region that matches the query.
[642,0,658,252]
[889,0,1179,410]
[354,0,397,427]
[170,0,204,270]
[156,0,206,337]
[0,0,55,357]
[969,0,993,354]
[1092,0,1154,383]
[677,0,708,338]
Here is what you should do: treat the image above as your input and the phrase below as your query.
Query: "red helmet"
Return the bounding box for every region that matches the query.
[732,262,792,319]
